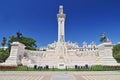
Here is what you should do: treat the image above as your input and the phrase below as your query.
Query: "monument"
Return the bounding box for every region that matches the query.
[0,5,119,68]
[0,42,25,66]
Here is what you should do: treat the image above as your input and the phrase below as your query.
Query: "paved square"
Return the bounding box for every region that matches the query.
[0,71,120,80]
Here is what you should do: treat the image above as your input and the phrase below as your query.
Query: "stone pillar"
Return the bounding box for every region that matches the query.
[97,42,118,65]
[5,42,25,66]
[57,5,66,42]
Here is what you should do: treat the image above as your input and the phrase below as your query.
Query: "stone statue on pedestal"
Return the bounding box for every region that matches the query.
[17,32,22,42]
[100,33,107,43]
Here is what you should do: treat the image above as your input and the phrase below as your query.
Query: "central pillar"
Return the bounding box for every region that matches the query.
[57,5,66,43]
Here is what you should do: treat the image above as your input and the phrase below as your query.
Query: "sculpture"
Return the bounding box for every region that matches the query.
[100,33,107,43]
[17,32,22,42]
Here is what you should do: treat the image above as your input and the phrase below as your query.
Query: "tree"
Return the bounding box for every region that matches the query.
[0,37,9,62]
[113,44,120,61]
[1,37,7,49]
[0,48,9,62]
[19,36,37,50]
[8,32,37,50]
[0,32,37,62]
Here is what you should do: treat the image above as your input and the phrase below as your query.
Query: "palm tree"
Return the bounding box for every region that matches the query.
[1,37,7,50]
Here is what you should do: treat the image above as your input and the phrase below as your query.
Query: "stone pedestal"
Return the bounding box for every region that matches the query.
[4,42,25,66]
[97,42,118,65]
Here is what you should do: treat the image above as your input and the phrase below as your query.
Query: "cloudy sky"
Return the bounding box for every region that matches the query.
[0,0,120,47]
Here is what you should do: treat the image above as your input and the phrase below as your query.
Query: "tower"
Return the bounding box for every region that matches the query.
[57,5,66,42]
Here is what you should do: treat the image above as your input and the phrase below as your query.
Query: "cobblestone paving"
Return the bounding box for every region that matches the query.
[0,71,51,80]
[0,71,120,80]
[51,72,75,80]
[73,71,120,80]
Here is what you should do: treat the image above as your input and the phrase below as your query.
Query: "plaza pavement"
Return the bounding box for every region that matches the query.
[0,71,120,80]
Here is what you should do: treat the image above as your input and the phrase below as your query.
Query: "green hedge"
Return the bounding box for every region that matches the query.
[0,65,120,71]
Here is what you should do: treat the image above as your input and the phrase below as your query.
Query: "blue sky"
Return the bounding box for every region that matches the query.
[0,0,120,47]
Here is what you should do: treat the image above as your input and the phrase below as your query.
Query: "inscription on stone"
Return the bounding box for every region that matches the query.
[104,45,112,47]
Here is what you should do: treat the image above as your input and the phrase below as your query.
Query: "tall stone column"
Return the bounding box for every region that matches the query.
[57,5,66,42]
[56,5,67,69]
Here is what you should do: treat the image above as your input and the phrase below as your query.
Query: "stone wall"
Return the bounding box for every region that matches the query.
[1,41,119,68]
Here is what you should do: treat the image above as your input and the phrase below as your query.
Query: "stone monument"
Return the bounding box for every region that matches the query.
[1,5,119,68]
[1,42,25,66]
